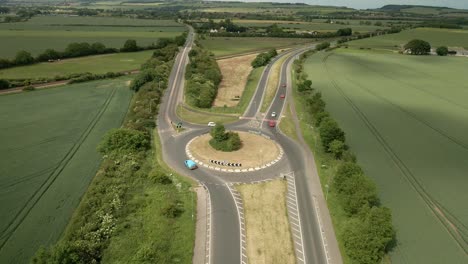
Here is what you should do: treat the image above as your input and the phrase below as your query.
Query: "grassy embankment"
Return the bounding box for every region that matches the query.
[298,48,468,263]
[237,180,295,264]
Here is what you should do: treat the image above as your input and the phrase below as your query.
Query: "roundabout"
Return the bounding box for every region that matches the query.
[185,131,284,172]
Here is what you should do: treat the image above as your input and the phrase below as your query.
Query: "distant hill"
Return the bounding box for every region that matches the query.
[378,5,454,12]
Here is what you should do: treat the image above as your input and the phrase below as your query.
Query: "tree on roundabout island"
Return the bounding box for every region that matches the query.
[209,123,242,152]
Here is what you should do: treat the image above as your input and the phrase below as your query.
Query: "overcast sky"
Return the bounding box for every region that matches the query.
[236,0,468,9]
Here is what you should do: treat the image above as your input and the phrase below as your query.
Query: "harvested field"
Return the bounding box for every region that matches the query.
[214,53,257,107]
[237,180,295,264]
[188,132,280,168]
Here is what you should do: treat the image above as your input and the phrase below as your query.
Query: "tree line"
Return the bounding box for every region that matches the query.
[251,49,278,68]
[185,43,222,108]
[32,33,188,264]
[0,39,171,70]
[293,51,395,264]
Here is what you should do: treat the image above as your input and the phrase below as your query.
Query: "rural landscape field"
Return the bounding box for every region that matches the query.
[0,78,132,262]
[1,0,468,264]
[303,47,468,263]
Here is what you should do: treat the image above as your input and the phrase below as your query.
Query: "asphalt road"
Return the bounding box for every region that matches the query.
[157,27,338,264]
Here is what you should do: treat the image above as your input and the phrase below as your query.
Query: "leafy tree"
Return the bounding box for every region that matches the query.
[337,28,352,36]
[14,50,34,65]
[306,92,326,115]
[343,206,394,264]
[121,39,139,52]
[328,139,345,159]
[404,39,431,55]
[319,117,345,151]
[64,42,92,57]
[226,132,242,150]
[298,79,313,92]
[91,42,106,54]
[436,46,449,56]
[314,111,330,127]
[37,49,61,61]
[210,123,227,142]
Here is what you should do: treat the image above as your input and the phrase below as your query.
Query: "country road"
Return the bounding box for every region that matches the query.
[156,26,342,264]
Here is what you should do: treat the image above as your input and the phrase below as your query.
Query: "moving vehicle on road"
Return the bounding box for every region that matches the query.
[208,122,216,127]
[269,120,276,127]
[281,84,286,87]
[271,112,277,117]
[280,94,285,99]
[184,160,198,170]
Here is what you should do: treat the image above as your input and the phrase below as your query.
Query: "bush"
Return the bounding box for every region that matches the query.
[404,39,431,55]
[316,42,331,51]
[251,49,277,68]
[337,28,352,36]
[436,46,449,56]
[343,206,394,264]
[121,39,140,52]
[209,124,242,152]
[0,79,9,90]
[15,50,34,65]
[162,201,183,218]
[319,117,345,151]
[328,139,345,159]
[22,85,35,91]
[97,129,150,155]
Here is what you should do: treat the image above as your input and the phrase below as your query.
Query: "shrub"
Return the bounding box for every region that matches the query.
[316,42,331,51]
[22,85,35,91]
[328,139,345,159]
[162,201,183,218]
[343,206,394,264]
[0,79,9,90]
[436,46,449,56]
[314,111,330,127]
[121,39,140,52]
[209,124,242,152]
[319,117,345,151]
[15,50,34,65]
[97,129,150,155]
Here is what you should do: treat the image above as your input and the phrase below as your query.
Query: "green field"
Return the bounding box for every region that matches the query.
[304,49,468,263]
[0,78,133,263]
[0,16,185,58]
[348,28,468,50]
[232,19,388,33]
[200,37,312,56]
[0,50,153,79]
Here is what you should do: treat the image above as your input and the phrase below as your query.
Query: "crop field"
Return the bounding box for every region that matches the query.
[348,28,468,50]
[232,20,388,33]
[199,37,312,56]
[0,16,185,58]
[0,78,133,263]
[0,50,153,79]
[304,49,468,263]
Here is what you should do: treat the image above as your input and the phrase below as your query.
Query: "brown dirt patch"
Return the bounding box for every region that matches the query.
[237,180,296,264]
[188,131,280,168]
[214,54,257,107]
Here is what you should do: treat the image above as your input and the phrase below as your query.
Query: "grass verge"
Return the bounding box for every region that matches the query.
[176,104,239,125]
[261,55,287,112]
[290,67,353,263]
[278,103,298,141]
[236,180,295,264]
